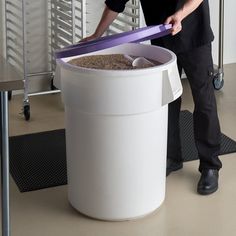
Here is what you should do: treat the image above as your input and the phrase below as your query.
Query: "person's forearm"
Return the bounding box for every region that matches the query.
[178,0,204,19]
[165,0,204,35]
[94,6,119,37]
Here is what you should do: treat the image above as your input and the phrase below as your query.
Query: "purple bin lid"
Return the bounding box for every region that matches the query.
[55,24,172,59]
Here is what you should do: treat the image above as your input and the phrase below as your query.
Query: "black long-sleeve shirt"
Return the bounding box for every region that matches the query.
[105,0,214,53]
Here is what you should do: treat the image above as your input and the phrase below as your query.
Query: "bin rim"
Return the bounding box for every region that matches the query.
[57,43,177,77]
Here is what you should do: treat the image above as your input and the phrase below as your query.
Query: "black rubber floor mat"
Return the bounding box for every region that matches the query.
[9,129,67,192]
[9,110,236,192]
[180,110,236,161]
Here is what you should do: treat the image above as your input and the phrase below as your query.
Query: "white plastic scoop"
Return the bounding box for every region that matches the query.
[124,55,155,68]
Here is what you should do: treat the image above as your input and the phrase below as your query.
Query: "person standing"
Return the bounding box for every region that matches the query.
[83,0,222,195]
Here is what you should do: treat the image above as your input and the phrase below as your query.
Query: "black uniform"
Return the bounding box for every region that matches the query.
[105,0,222,171]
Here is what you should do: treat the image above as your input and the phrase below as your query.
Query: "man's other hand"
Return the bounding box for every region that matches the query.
[164,11,183,35]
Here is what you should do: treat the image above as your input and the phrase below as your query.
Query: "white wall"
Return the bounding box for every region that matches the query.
[210,0,236,65]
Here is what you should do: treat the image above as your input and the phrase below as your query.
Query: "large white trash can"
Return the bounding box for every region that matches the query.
[57,43,182,221]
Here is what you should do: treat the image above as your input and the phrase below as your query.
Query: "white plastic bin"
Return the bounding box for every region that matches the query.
[57,43,182,221]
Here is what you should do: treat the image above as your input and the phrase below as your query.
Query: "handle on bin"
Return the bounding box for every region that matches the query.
[162,67,183,106]
[55,24,172,59]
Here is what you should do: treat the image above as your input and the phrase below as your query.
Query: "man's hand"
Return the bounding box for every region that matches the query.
[80,34,98,43]
[165,0,203,35]
[164,11,183,35]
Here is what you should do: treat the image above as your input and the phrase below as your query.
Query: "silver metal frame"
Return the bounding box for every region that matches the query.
[5,0,54,119]
[218,0,224,75]
[213,0,224,90]
[4,0,82,119]
[1,91,10,236]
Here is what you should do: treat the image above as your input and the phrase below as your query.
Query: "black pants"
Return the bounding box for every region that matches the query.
[167,44,222,171]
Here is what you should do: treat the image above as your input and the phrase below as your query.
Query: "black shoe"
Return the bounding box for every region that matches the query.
[166,159,183,176]
[197,169,219,195]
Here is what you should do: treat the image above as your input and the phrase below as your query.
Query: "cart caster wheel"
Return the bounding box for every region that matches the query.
[8,91,12,101]
[24,104,30,121]
[213,76,224,90]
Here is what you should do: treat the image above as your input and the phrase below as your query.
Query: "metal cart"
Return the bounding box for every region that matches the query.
[5,0,53,120]
[213,0,225,90]
[4,0,141,121]
[5,0,85,120]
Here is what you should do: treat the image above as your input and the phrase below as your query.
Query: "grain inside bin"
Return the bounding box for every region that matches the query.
[68,54,161,70]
